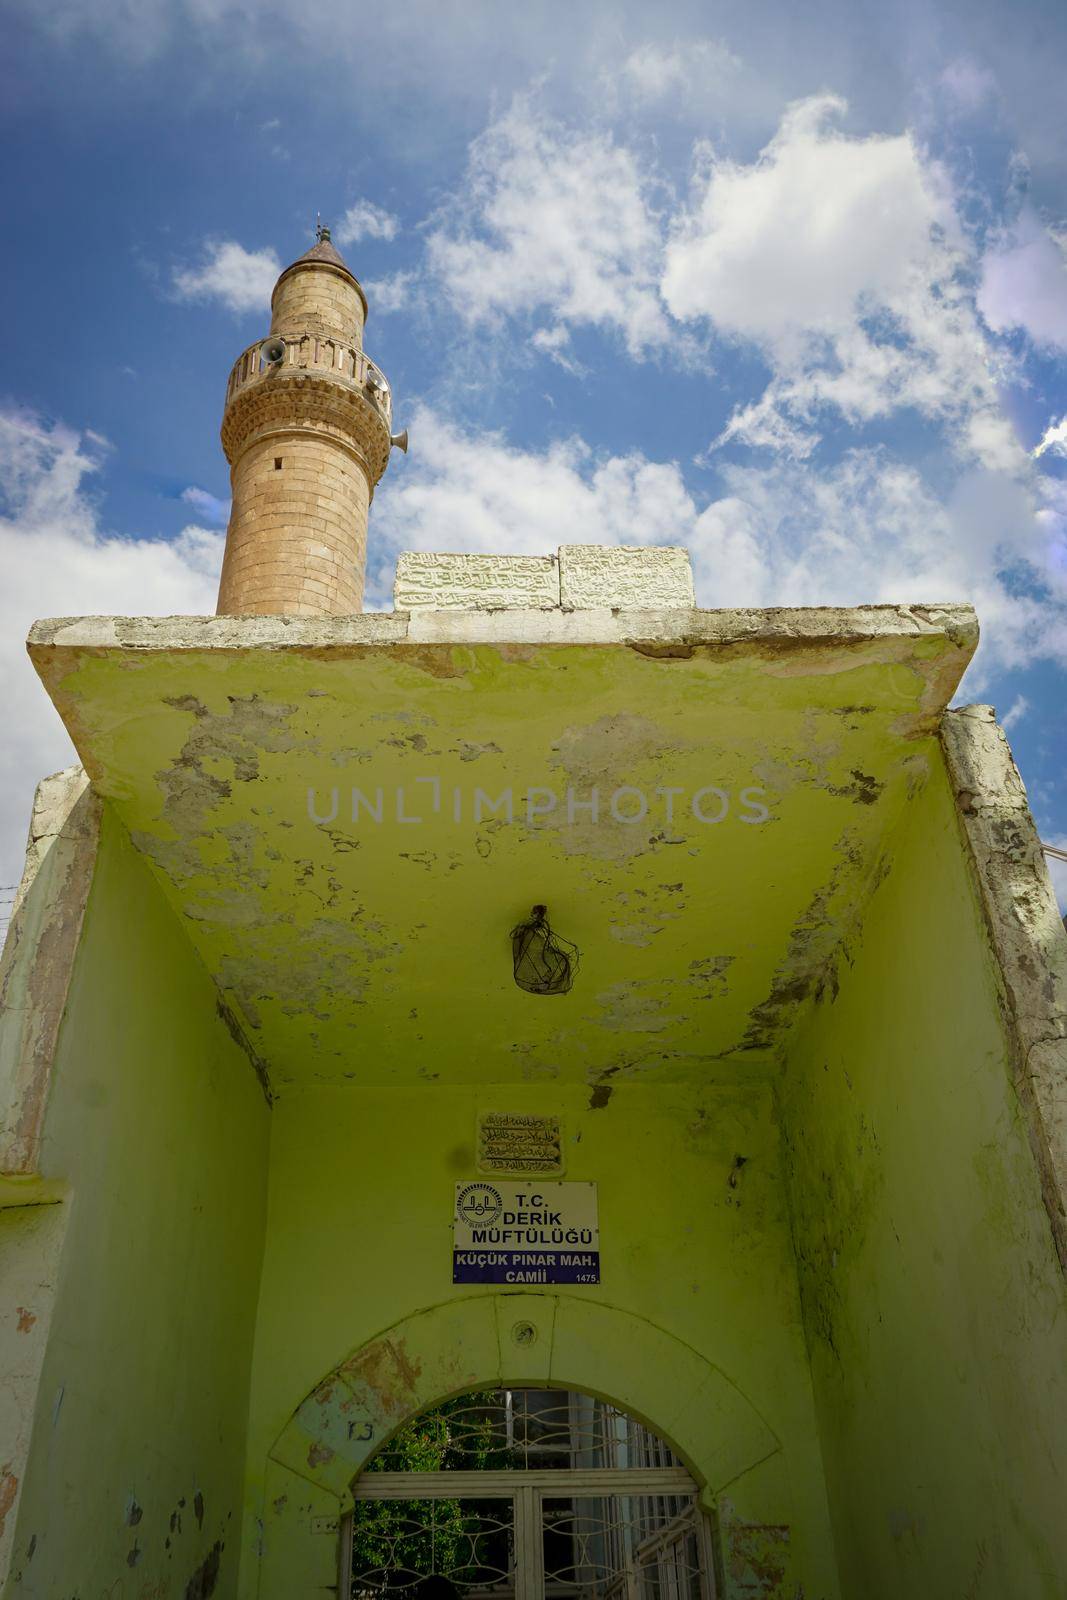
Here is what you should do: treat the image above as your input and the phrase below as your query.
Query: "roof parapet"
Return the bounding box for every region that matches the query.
[393,545,696,613]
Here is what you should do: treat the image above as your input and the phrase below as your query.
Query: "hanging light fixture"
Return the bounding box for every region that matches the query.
[510,905,579,995]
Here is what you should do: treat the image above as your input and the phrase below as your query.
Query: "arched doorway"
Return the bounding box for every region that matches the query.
[341,1385,720,1597]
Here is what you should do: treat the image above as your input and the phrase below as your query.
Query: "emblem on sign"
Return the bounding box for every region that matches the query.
[456,1183,503,1227]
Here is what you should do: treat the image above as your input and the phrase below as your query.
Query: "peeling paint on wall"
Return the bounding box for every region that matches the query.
[0,768,101,1174]
[722,1512,791,1598]
[780,756,1067,1597]
[184,1538,223,1599]
[25,610,975,1091]
[0,1470,18,1542]
[0,815,269,1598]
[941,705,1067,1273]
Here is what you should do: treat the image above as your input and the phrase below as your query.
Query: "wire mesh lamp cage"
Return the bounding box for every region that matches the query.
[510,906,579,996]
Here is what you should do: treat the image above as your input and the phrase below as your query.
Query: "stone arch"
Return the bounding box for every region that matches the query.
[269,1292,780,1512]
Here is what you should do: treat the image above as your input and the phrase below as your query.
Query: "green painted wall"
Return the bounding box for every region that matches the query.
[2,810,270,1600]
[9,741,1064,1600]
[781,762,1067,1598]
[240,1080,841,1600]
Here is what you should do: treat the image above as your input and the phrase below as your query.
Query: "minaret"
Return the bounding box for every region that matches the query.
[216,226,401,616]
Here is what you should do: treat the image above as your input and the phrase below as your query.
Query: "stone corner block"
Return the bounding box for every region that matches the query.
[558,545,695,610]
[393,551,560,611]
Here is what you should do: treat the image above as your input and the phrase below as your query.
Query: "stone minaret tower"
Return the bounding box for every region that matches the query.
[216,226,401,616]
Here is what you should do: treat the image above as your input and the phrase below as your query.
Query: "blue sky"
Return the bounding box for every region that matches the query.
[1,0,1065,910]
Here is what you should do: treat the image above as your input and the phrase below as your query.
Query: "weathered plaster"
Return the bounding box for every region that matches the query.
[3,812,270,1600]
[9,597,1067,1600]
[0,767,101,1175]
[274,1297,779,1502]
[26,605,977,1091]
[941,704,1067,1269]
[240,1080,840,1600]
[28,600,978,653]
[0,1202,67,1590]
[780,753,1067,1598]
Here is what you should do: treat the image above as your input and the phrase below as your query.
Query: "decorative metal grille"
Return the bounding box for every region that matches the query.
[542,1495,706,1598]
[351,1497,514,1596]
[346,1389,717,1600]
[366,1389,682,1476]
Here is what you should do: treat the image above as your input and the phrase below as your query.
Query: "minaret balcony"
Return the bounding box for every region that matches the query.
[220,334,394,480]
[224,335,392,429]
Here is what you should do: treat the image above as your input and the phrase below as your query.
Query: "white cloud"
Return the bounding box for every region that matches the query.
[529,325,587,376]
[425,96,675,359]
[711,395,822,461]
[979,208,1067,352]
[181,484,230,524]
[369,405,697,592]
[1001,694,1029,730]
[326,94,1025,486]
[372,406,1067,681]
[13,0,1067,208]
[616,40,741,105]
[1034,416,1067,460]
[172,239,280,314]
[685,450,1067,676]
[939,59,998,113]
[364,270,418,315]
[665,98,943,338]
[663,95,1016,466]
[0,407,223,890]
[336,200,400,245]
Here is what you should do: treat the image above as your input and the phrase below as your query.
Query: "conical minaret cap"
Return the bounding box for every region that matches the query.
[273,224,368,320]
[296,227,351,272]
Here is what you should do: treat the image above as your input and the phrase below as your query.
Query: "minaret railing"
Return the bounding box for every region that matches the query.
[224,336,392,426]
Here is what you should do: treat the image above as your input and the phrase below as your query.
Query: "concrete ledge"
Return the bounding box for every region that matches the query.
[27,602,980,655]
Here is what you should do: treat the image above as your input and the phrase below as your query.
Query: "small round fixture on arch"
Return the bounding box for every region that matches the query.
[510,904,579,995]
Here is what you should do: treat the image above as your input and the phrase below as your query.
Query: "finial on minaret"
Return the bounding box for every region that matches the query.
[315,216,331,244]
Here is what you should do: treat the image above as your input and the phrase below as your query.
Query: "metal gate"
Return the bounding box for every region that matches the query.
[340,1388,718,1599]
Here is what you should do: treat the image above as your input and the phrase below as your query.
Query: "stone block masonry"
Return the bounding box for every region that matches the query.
[558,544,695,609]
[271,264,365,343]
[393,545,696,612]
[394,552,561,611]
[217,432,370,615]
